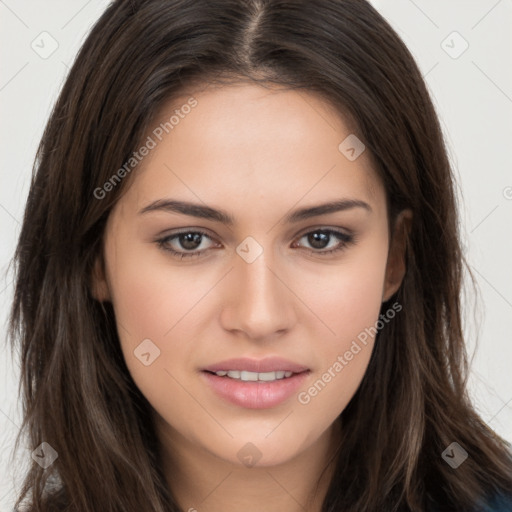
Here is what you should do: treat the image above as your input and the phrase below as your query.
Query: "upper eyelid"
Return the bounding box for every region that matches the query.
[295,225,353,237]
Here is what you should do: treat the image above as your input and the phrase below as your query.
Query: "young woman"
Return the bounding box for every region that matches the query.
[8,0,512,511]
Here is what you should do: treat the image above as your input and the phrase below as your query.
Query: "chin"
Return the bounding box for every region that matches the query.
[214,434,312,469]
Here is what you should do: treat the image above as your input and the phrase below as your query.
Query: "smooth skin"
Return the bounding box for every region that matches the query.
[92,83,411,512]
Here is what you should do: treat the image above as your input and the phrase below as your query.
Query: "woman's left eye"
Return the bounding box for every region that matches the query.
[155,228,355,260]
[293,229,355,256]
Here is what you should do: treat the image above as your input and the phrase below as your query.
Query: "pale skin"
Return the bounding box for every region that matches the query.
[92,83,412,512]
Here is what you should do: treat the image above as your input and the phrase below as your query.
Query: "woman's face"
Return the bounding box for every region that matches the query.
[93,83,407,468]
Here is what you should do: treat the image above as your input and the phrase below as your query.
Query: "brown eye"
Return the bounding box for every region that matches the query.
[295,229,355,256]
[156,230,218,259]
[176,232,204,251]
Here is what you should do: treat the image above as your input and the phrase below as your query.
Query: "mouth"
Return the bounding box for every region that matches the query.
[204,369,296,381]
[201,357,311,409]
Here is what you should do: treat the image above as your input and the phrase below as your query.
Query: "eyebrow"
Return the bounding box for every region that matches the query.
[138,198,372,224]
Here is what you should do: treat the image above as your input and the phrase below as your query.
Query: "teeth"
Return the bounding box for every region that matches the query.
[214,370,295,381]
[259,371,283,381]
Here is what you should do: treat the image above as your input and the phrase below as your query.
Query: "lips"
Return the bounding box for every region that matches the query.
[201,357,310,409]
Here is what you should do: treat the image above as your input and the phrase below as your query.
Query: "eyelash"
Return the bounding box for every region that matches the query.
[155,228,356,260]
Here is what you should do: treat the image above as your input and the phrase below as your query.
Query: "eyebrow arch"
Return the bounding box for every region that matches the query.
[138,198,372,225]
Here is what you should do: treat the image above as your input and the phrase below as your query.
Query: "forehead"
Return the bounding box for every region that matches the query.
[117,83,384,218]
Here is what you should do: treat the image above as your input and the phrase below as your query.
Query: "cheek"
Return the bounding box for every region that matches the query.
[296,235,389,411]
[106,244,221,396]
[107,244,210,340]
[305,232,389,346]
[107,261,196,412]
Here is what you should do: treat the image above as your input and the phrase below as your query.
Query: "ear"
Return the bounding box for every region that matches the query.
[382,209,412,302]
[90,252,111,303]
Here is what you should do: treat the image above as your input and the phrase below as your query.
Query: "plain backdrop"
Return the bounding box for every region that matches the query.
[1,0,511,509]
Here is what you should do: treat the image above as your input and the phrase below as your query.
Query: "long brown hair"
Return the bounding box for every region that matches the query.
[7,0,512,510]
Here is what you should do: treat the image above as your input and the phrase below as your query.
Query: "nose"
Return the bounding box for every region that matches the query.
[219,247,297,341]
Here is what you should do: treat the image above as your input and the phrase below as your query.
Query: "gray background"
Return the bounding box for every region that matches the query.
[1,0,511,508]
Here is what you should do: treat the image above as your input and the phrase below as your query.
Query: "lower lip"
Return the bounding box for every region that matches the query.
[201,371,310,409]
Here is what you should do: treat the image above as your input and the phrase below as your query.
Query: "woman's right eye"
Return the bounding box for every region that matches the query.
[155,230,219,260]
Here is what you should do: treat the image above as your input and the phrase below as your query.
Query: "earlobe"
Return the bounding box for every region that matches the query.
[90,253,111,303]
[382,209,413,302]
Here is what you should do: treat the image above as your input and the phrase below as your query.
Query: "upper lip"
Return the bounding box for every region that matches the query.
[202,357,309,374]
